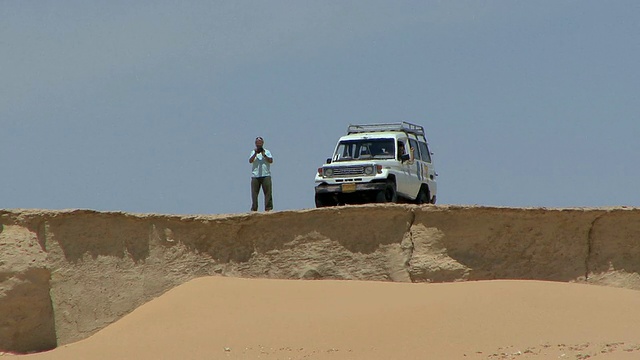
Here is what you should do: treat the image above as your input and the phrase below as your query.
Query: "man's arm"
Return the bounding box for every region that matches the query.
[264,150,273,163]
[249,150,257,163]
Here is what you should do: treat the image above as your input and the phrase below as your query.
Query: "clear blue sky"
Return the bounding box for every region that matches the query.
[2,1,639,214]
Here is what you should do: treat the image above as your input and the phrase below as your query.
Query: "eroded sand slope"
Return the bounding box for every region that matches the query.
[20,277,640,360]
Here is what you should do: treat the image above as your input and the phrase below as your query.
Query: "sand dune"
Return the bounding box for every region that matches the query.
[19,276,640,360]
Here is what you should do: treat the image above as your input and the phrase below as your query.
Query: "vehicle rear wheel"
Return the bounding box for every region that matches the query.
[430,195,437,204]
[376,181,398,203]
[415,186,430,204]
[315,193,337,207]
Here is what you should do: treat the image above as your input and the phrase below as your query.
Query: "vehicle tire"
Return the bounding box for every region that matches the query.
[415,186,430,204]
[430,195,437,204]
[376,180,398,203]
[315,193,337,208]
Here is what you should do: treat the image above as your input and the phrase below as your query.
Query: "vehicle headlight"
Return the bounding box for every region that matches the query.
[364,166,374,175]
[324,168,334,177]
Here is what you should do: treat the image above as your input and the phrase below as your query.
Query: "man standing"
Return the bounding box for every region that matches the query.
[249,136,273,211]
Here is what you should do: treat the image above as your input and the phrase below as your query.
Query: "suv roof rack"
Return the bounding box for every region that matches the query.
[347,122,425,136]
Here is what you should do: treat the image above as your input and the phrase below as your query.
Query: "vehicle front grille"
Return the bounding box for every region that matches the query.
[331,166,365,177]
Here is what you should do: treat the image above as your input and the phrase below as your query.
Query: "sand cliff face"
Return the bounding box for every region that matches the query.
[1,205,639,353]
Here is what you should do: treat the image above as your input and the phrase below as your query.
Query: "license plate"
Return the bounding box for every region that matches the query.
[341,183,356,193]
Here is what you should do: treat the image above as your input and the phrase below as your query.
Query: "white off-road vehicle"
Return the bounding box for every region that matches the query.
[314,122,438,207]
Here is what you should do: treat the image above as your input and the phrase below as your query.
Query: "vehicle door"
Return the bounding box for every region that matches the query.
[395,137,413,197]
[418,140,437,198]
[407,137,423,199]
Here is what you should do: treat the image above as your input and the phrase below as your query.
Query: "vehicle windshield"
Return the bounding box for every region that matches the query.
[332,139,396,162]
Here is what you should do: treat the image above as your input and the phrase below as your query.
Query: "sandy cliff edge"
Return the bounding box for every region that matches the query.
[1,204,639,355]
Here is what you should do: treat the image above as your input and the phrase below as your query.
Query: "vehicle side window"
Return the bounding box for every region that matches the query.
[397,139,407,160]
[419,142,432,163]
[409,139,420,161]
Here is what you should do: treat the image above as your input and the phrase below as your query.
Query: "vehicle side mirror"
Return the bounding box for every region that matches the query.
[326,158,332,164]
[401,154,411,162]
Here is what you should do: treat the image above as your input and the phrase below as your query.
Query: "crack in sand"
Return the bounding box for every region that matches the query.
[585,213,606,280]
[404,209,417,279]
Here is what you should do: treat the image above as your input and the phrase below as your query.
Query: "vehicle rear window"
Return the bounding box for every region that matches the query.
[419,142,432,163]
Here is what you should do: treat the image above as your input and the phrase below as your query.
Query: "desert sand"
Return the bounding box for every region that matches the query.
[2,205,640,359]
[16,276,640,360]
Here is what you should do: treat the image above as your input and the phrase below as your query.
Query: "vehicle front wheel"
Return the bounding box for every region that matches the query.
[376,181,398,203]
[315,193,337,208]
[430,195,437,204]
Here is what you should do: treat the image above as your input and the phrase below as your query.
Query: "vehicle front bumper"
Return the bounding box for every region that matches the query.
[314,182,387,194]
